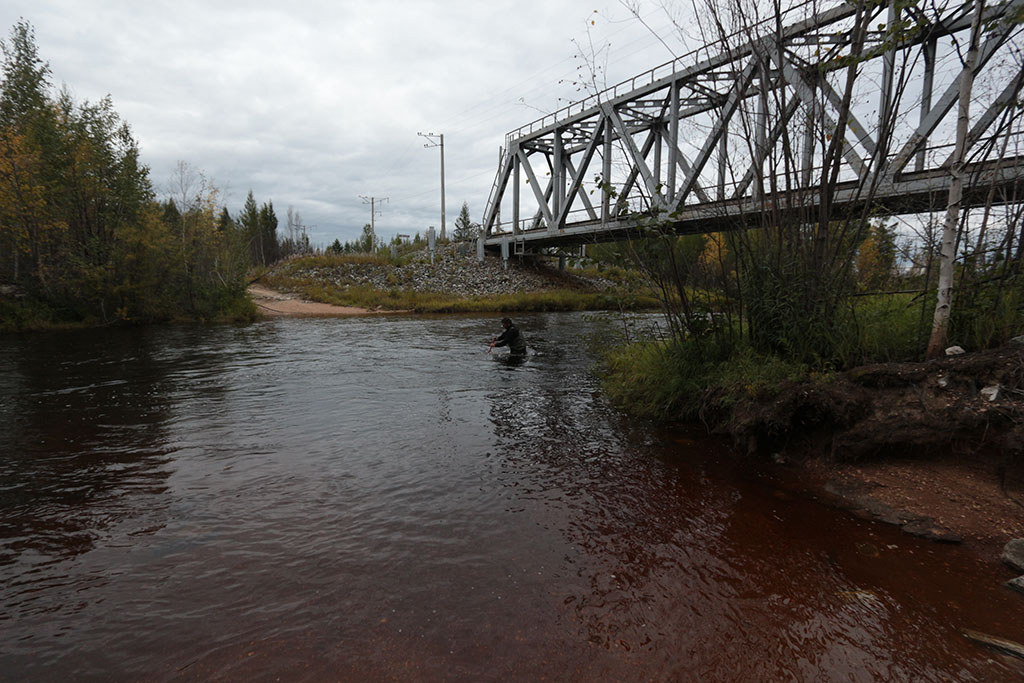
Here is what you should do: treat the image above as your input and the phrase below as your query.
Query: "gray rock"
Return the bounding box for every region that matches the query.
[980,384,1001,402]
[936,375,950,389]
[1003,539,1024,572]
[1010,335,1024,346]
[902,519,962,544]
[1007,576,1024,595]
[963,629,1024,659]
[945,345,966,356]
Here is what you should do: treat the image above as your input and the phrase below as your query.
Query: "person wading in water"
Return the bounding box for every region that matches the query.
[489,317,527,356]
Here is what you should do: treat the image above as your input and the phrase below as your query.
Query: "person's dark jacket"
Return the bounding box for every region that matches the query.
[493,325,527,354]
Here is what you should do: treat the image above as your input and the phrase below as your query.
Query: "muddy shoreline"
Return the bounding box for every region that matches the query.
[724,343,1024,558]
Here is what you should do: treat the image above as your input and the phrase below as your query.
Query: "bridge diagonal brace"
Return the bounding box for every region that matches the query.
[732,96,803,199]
[483,150,515,233]
[555,112,605,226]
[531,180,555,230]
[602,102,663,207]
[516,148,555,227]
[942,66,1024,169]
[669,55,759,214]
[888,9,1024,177]
[776,60,869,181]
[654,121,713,205]
[561,153,601,224]
[786,51,877,158]
[617,126,662,210]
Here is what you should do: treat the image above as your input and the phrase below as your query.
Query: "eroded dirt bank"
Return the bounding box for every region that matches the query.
[725,343,1024,554]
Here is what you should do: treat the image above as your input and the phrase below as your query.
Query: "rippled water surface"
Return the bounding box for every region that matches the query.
[2,313,1023,681]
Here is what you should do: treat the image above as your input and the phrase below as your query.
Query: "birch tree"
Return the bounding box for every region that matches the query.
[926,0,985,359]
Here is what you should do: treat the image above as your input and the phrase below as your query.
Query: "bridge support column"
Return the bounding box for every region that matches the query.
[476,236,485,262]
[513,149,520,236]
[501,236,509,270]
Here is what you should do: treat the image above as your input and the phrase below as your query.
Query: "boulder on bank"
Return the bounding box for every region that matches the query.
[1003,539,1024,572]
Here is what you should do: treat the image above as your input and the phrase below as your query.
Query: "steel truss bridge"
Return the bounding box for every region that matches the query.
[480,0,1024,258]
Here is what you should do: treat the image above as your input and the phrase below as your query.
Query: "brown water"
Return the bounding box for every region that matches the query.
[1,313,1022,681]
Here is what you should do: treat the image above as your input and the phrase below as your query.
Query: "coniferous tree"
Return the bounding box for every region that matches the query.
[259,200,279,264]
[217,207,233,232]
[238,190,262,264]
[453,201,479,241]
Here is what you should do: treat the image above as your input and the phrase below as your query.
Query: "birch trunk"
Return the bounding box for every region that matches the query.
[926,0,984,359]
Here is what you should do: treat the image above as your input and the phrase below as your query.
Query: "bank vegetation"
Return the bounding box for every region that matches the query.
[593,0,1024,463]
[0,22,287,331]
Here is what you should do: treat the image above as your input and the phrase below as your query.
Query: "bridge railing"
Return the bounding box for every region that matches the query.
[504,0,829,146]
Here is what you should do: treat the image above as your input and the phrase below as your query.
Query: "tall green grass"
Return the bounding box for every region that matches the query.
[601,336,815,420]
[601,292,933,420]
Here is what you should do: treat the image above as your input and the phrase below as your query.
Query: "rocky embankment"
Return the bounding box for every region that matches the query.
[264,245,619,297]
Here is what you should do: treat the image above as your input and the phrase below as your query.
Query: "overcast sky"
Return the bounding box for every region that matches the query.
[1,0,700,246]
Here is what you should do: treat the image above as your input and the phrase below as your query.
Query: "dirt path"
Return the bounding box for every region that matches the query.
[249,284,401,317]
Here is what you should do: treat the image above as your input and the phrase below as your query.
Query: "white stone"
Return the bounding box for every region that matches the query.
[937,376,949,388]
[980,385,1001,402]
[945,346,966,356]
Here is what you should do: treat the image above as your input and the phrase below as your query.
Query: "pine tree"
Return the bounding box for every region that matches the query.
[453,201,478,241]
[238,190,262,264]
[217,207,233,232]
[259,200,278,264]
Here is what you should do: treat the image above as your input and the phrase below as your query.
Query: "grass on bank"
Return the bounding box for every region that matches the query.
[601,337,817,421]
[265,278,659,313]
[599,291,941,421]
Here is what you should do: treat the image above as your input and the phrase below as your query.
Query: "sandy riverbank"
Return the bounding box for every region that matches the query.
[248,284,407,317]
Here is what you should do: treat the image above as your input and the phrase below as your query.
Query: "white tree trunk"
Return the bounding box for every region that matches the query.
[926,0,984,359]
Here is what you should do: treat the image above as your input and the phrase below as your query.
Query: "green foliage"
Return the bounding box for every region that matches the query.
[600,336,814,420]
[855,222,898,292]
[950,274,1024,350]
[833,293,927,366]
[0,21,253,327]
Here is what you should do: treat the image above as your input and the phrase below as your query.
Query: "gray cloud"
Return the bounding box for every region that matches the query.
[2,0,685,245]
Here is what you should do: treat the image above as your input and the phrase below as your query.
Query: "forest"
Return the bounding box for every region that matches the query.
[0,21,289,329]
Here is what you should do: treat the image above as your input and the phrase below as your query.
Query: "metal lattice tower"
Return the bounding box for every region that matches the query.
[481,0,1024,253]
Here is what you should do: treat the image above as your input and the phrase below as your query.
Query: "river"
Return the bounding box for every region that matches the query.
[1,312,1022,681]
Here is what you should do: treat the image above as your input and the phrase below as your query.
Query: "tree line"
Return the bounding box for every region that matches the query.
[0,21,309,327]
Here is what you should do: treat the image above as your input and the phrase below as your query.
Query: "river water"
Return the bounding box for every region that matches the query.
[1,312,1022,681]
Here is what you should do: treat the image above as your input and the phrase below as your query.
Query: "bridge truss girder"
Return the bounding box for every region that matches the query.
[481,0,1024,251]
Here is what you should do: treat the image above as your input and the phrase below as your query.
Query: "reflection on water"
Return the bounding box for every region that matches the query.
[1,313,1022,681]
